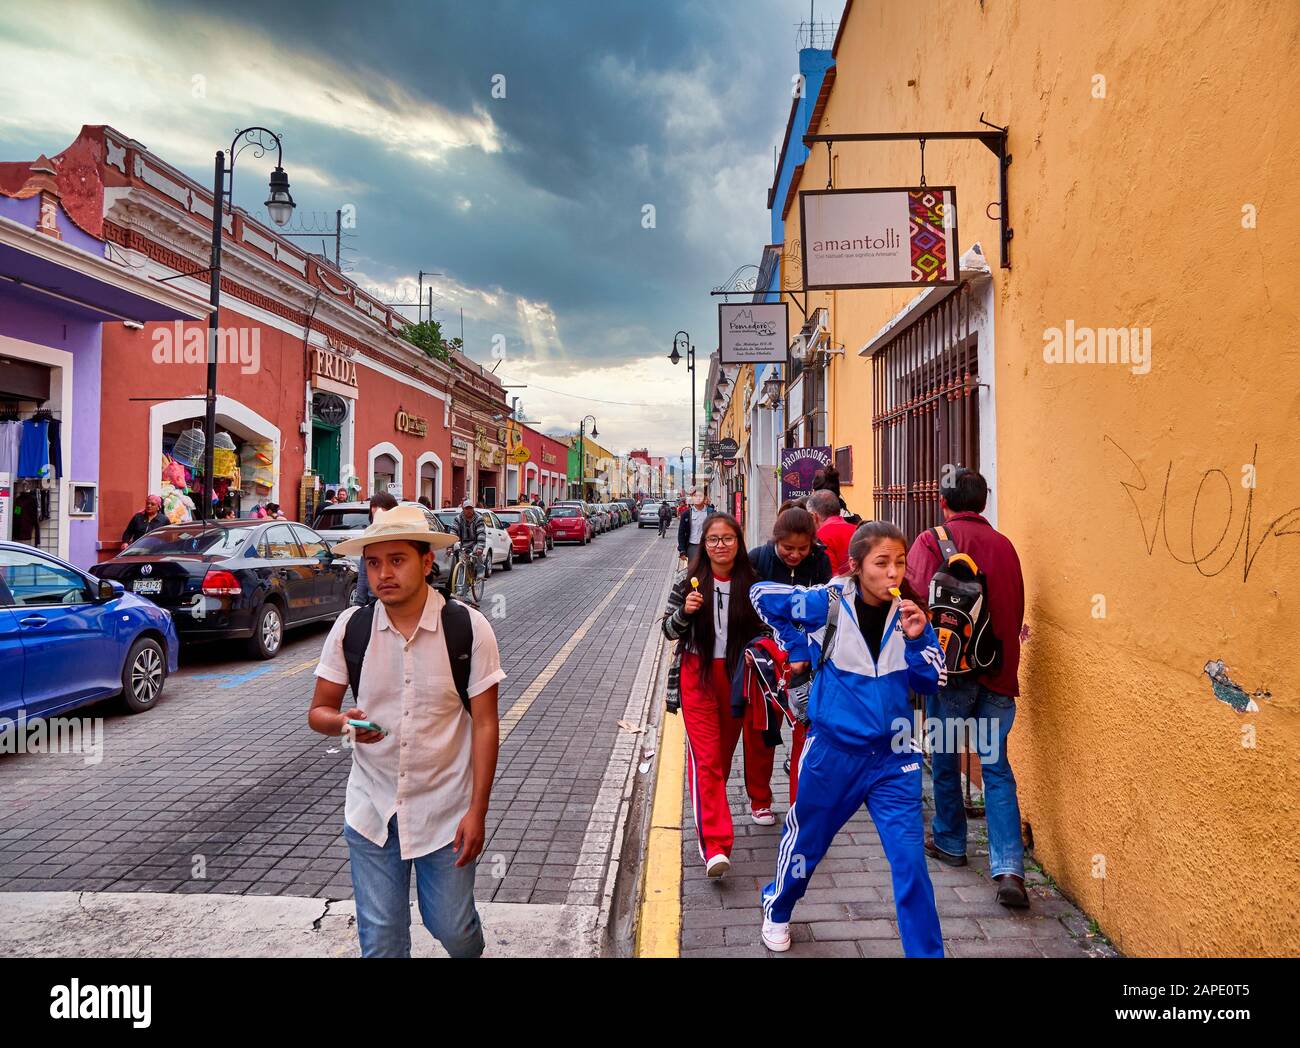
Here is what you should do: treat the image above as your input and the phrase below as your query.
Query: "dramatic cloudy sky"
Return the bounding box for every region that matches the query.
[0,0,845,463]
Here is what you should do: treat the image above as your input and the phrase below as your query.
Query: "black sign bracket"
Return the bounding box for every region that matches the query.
[802,115,1012,269]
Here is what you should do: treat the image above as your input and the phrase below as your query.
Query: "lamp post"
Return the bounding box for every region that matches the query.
[576,415,598,501]
[669,331,696,490]
[202,128,294,520]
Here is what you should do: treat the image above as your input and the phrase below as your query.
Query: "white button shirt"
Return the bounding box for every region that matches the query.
[315,586,506,859]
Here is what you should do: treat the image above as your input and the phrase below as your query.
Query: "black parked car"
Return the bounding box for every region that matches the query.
[90,520,357,660]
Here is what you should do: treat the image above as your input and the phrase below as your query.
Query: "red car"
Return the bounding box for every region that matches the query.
[548,504,592,545]
[494,508,548,563]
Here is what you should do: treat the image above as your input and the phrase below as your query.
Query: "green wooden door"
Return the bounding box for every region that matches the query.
[312,424,340,485]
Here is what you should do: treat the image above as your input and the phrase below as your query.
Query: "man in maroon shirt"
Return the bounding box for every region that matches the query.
[808,490,857,576]
[904,469,1030,908]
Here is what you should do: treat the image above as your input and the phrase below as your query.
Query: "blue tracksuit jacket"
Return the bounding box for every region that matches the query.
[750,578,946,750]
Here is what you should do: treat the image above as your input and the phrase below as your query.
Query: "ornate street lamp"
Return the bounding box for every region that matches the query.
[669,331,696,488]
[200,128,295,519]
[576,414,597,500]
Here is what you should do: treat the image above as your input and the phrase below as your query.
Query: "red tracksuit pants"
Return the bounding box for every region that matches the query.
[680,653,775,861]
[789,721,808,805]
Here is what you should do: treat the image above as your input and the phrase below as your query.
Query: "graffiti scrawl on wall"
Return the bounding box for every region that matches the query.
[1105,436,1300,583]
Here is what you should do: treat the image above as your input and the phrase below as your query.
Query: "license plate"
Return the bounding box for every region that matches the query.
[132,579,163,594]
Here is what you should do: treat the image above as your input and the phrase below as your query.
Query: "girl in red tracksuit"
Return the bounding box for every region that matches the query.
[661,512,767,877]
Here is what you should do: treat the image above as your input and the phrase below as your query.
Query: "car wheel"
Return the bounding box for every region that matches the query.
[341,583,356,610]
[247,601,283,660]
[120,636,166,713]
[503,549,514,570]
[538,540,547,558]
[524,544,535,563]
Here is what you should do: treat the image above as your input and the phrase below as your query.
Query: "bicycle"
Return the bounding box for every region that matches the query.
[448,542,486,605]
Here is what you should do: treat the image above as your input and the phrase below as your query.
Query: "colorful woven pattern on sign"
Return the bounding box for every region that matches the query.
[909,190,949,282]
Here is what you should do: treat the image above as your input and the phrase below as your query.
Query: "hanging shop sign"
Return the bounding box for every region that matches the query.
[312,345,359,398]
[713,437,739,460]
[718,302,789,364]
[504,419,531,464]
[780,445,832,503]
[395,410,428,438]
[311,391,348,426]
[800,186,959,290]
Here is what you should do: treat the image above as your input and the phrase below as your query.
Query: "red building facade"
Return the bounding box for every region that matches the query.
[18,125,466,556]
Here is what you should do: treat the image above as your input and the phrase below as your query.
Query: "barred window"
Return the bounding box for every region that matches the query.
[871,282,979,538]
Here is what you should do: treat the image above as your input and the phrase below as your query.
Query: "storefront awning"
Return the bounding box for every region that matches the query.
[0,214,211,323]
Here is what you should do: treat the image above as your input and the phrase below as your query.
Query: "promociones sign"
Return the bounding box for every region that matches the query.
[718,302,789,364]
[800,186,959,290]
[780,445,832,503]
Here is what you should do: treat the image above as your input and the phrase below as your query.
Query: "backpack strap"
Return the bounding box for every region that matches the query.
[931,525,961,564]
[342,603,376,702]
[816,589,843,675]
[441,597,474,712]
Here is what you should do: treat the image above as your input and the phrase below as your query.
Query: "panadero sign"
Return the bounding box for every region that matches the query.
[800,186,960,290]
[395,410,428,438]
[718,302,789,364]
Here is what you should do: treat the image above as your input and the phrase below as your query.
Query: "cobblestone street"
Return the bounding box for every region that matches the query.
[0,525,680,954]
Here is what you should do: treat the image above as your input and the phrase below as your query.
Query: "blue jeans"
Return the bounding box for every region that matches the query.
[344,816,484,958]
[926,681,1025,879]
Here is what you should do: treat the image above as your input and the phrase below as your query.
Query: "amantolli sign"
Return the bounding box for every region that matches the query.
[719,302,788,364]
[800,186,960,290]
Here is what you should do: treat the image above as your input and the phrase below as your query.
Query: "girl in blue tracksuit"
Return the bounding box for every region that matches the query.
[750,519,946,957]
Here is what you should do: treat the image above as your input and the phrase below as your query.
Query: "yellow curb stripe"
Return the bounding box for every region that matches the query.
[636,705,685,957]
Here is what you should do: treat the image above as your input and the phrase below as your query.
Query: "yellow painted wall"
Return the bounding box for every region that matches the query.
[785,0,1300,956]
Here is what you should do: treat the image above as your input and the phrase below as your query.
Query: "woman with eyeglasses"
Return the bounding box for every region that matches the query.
[661,513,767,877]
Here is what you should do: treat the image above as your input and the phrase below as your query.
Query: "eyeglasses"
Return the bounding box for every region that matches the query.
[705,535,737,548]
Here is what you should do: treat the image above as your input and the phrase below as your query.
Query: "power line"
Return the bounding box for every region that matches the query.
[498,376,667,408]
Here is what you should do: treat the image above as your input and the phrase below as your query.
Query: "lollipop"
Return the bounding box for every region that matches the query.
[690,577,700,590]
[888,587,901,599]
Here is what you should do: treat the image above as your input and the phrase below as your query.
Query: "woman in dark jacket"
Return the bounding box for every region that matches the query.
[748,506,833,587]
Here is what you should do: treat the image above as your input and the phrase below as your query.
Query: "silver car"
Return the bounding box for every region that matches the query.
[638,502,662,527]
[312,501,455,592]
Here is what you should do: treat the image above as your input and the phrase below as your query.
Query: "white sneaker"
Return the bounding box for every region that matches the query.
[751,807,776,826]
[705,853,731,878]
[761,916,791,952]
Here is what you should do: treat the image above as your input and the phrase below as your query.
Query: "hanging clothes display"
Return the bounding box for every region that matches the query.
[46,416,62,479]
[12,489,39,545]
[17,418,50,479]
[0,420,21,475]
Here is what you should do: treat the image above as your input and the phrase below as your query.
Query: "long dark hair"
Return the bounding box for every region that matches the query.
[846,520,928,611]
[684,513,764,685]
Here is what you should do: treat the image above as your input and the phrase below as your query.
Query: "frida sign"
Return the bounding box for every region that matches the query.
[800,186,959,290]
[719,302,789,364]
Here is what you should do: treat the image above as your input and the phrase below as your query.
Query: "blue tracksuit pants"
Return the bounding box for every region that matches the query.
[761,732,944,958]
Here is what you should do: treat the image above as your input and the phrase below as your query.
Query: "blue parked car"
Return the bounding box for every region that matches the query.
[0,541,179,720]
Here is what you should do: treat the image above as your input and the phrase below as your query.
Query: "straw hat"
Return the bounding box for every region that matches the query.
[331,504,457,556]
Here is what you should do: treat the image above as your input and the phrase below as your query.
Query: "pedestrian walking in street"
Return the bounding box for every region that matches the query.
[450,498,487,599]
[808,489,856,576]
[751,521,946,956]
[121,494,167,545]
[661,513,767,877]
[352,492,398,606]
[677,487,713,566]
[308,504,506,958]
[657,499,673,538]
[904,468,1029,908]
[748,506,834,806]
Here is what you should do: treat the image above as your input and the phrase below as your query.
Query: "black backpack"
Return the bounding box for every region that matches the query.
[342,598,475,711]
[926,525,1001,677]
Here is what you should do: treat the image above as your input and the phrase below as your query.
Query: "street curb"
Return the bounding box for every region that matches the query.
[599,553,677,956]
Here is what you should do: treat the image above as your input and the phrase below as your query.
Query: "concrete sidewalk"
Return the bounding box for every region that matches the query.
[675,742,1116,958]
[0,891,599,957]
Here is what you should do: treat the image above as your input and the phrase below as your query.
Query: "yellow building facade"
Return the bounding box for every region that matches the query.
[778,0,1300,955]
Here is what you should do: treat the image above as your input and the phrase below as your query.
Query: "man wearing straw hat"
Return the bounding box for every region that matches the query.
[308,504,506,957]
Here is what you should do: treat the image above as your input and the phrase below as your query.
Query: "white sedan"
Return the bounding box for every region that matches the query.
[436,509,514,575]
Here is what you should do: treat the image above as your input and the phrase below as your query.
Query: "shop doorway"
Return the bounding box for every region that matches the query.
[312,424,340,485]
[451,464,465,507]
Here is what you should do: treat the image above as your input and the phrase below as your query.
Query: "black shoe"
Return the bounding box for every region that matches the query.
[995,874,1030,908]
[924,836,968,867]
